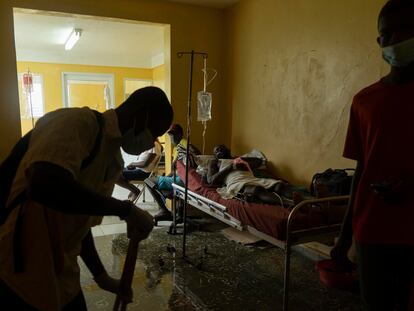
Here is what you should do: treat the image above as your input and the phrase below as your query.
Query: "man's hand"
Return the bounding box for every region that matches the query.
[127,164,136,170]
[233,157,252,172]
[128,191,138,202]
[330,235,354,271]
[128,187,141,202]
[94,271,132,302]
[124,203,154,240]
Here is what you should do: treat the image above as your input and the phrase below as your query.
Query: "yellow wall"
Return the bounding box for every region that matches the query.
[1,0,392,187]
[68,83,106,111]
[16,61,153,135]
[0,0,228,161]
[225,0,388,184]
[152,64,165,91]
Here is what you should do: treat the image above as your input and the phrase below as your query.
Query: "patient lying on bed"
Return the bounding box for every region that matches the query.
[201,145,305,206]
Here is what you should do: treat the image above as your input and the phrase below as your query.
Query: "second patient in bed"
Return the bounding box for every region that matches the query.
[203,145,305,206]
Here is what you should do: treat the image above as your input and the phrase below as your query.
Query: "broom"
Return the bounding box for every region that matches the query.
[113,237,141,311]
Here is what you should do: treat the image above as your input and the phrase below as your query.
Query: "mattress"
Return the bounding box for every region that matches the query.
[176,161,346,240]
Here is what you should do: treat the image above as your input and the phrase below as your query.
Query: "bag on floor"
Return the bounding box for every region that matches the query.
[310,168,354,197]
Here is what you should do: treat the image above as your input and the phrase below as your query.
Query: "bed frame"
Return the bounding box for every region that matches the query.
[172,183,349,311]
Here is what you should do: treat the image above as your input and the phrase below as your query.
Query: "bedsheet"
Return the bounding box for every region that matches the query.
[176,161,346,240]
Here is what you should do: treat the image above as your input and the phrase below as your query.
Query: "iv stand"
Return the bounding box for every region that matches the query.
[176,50,208,258]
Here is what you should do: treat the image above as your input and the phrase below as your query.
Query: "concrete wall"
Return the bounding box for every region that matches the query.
[225,0,388,184]
[1,0,393,186]
[0,0,228,160]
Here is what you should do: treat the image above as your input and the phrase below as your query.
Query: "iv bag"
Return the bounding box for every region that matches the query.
[197,91,212,122]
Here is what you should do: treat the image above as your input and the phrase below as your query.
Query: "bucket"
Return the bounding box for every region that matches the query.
[315,259,358,290]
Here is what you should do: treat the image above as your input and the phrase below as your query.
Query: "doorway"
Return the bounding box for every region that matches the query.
[13,8,170,135]
[62,72,115,111]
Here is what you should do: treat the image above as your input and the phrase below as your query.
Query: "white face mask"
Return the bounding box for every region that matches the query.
[382,37,414,67]
[121,115,154,155]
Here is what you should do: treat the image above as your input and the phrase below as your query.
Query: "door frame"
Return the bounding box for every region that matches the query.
[61,72,115,109]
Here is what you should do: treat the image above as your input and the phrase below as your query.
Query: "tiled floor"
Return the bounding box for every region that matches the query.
[80,186,361,310]
[82,227,361,311]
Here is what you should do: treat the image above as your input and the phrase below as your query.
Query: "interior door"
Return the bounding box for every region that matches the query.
[62,73,115,111]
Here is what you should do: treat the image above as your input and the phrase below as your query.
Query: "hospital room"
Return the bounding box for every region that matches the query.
[1,0,413,310]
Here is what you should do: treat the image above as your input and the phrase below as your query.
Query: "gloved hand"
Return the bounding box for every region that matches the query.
[94,271,133,302]
[124,202,154,240]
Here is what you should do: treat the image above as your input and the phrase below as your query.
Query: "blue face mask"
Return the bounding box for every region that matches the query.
[121,115,154,155]
[382,37,414,67]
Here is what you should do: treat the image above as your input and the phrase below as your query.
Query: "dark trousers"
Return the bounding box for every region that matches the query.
[122,168,150,181]
[356,243,414,311]
[0,279,87,310]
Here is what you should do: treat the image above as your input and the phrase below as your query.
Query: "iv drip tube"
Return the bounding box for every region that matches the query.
[199,58,217,154]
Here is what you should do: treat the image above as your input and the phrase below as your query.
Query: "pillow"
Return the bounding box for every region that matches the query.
[195,155,216,167]
[241,149,267,169]
[176,160,203,192]
[195,155,215,176]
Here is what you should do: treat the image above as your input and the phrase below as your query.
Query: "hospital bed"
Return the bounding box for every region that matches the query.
[172,161,349,311]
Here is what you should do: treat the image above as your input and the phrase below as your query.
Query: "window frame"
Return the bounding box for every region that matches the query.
[18,72,45,119]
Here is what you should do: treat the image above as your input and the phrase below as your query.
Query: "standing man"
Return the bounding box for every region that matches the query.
[331,1,414,310]
[0,86,173,310]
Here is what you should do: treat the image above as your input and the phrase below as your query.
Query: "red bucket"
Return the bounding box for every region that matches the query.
[315,259,358,290]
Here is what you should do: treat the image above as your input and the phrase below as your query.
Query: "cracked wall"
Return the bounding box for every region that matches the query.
[225,0,388,184]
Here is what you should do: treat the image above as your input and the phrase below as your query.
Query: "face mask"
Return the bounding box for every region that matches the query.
[121,116,154,155]
[382,37,414,67]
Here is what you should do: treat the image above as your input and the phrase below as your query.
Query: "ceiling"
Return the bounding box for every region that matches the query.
[13,1,239,69]
[13,11,165,69]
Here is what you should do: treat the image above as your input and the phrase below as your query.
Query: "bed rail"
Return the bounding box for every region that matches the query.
[173,183,244,231]
[172,183,349,311]
[283,195,349,311]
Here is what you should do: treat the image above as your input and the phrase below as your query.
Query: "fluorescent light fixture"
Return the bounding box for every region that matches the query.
[64,28,82,50]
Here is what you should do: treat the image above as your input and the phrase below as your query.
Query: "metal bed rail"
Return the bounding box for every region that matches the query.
[172,183,349,311]
[173,183,244,231]
[283,195,349,311]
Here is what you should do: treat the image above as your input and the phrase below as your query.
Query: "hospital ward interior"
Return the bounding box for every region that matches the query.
[0,0,405,310]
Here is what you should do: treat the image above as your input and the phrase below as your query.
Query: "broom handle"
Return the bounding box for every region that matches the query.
[113,237,141,311]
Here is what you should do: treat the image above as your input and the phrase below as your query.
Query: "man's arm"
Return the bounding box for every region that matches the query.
[127,153,156,169]
[80,230,132,300]
[240,157,263,170]
[27,161,154,240]
[80,230,106,277]
[330,161,362,267]
[26,162,132,217]
[207,159,233,185]
[116,175,140,202]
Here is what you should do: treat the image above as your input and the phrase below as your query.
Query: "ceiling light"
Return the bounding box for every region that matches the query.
[64,28,82,50]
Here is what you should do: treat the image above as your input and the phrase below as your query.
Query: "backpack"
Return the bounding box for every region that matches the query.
[310,168,354,197]
[0,111,103,273]
[0,111,103,226]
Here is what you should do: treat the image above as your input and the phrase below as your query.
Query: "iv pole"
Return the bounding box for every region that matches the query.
[176,50,208,258]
